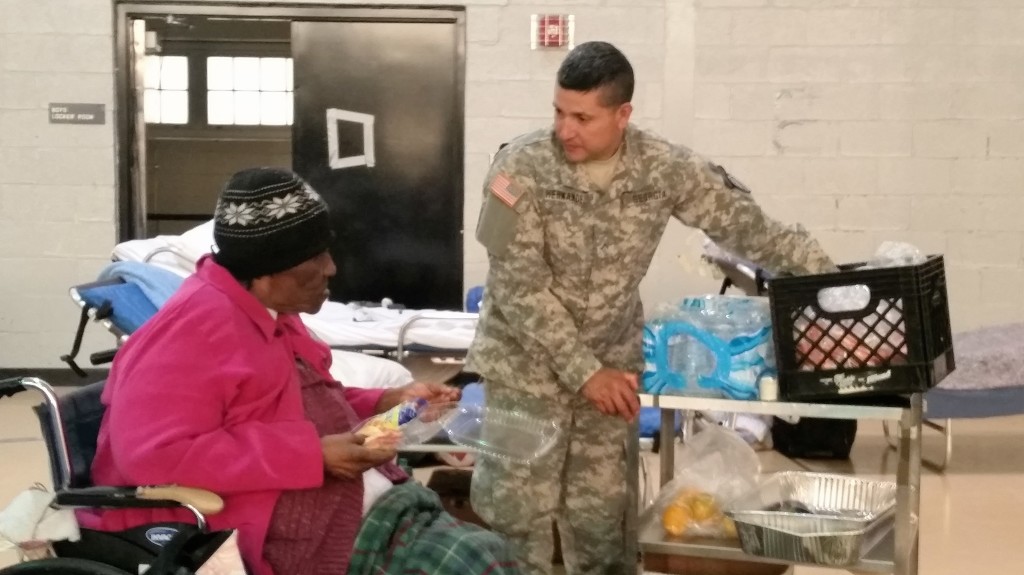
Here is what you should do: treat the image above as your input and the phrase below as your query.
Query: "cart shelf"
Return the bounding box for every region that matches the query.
[626,393,923,575]
[638,517,897,573]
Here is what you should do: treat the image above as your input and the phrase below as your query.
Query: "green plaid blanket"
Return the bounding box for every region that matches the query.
[348,481,520,575]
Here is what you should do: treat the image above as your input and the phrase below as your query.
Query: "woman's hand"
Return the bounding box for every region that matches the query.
[400,381,461,405]
[376,381,461,413]
[320,432,398,480]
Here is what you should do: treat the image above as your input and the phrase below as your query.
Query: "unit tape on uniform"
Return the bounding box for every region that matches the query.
[622,190,667,205]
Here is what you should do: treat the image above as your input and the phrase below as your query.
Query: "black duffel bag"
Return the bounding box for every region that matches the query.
[771,417,857,459]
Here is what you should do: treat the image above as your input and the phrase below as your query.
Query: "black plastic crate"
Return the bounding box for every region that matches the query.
[768,255,955,401]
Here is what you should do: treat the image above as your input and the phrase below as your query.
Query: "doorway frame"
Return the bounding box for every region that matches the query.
[113,1,466,241]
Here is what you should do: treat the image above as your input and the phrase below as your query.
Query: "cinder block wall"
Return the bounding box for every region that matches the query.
[0,0,118,368]
[690,0,1024,332]
[2,0,1022,368]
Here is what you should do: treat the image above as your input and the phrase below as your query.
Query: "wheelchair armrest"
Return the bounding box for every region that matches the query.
[0,377,27,399]
[139,485,224,515]
[56,485,224,516]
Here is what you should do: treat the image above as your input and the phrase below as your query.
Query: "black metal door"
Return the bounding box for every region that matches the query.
[292,20,463,310]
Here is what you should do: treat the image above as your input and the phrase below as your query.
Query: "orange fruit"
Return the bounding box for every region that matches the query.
[722,517,738,539]
[690,493,720,522]
[662,504,692,537]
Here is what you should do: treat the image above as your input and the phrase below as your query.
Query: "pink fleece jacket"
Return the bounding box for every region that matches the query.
[79,255,385,575]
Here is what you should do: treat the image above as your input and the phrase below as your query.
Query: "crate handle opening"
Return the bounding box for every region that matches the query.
[816,285,871,313]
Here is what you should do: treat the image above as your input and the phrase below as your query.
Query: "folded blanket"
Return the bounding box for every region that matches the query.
[348,482,519,575]
[98,261,184,308]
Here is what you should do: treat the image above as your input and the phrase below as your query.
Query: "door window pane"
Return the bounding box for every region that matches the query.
[144,55,189,124]
[207,56,234,90]
[260,58,288,91]
[207,91,234,125]
[160,56,189,90]
[160,91,189,124]
[143,89,161,123]
[233,57,262,91]
[260,91,290,126]
[205,56,293,125]
[143,56,162,90]
[234,91,261,125]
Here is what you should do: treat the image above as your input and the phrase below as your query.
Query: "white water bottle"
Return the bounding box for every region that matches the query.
[759,376,779,401]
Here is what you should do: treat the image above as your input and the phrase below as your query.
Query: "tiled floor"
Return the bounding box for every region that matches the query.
[2,387,1022,573]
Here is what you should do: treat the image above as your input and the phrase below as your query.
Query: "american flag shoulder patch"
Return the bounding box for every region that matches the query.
[489,173,523,208]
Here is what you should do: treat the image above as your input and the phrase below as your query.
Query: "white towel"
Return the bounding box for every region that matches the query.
[0,487,80,552]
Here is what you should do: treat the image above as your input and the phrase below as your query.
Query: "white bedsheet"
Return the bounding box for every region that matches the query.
[111,220,216,278]
[329,349,413,389]
[305,305,477,350]
[111,220,478,351]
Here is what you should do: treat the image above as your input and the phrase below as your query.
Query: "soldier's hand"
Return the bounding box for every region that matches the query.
[580,368,640,422]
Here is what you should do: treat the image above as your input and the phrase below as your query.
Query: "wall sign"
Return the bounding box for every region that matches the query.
[49,103,106,125]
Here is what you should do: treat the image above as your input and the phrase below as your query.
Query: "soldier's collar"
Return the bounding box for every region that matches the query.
[551,127,643,198]
[554,150,601,196]
[606,127,646,199]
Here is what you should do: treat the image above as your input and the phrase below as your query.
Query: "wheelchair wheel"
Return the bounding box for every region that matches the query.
[0,558,131,575]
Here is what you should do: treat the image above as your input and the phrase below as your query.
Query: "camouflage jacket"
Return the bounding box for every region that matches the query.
[466,125,835,394]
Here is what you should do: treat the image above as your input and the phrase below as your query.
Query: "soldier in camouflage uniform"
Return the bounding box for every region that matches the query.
[467,41,836,575]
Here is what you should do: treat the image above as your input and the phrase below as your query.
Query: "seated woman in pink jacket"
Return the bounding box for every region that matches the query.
[81,168,520,575]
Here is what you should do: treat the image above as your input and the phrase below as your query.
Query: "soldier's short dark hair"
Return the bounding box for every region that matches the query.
[556,41,634,107]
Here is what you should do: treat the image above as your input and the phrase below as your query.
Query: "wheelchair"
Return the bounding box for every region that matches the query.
[0,377,232,575]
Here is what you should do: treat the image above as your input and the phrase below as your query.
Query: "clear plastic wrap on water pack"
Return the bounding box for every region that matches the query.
[642,295,776,400]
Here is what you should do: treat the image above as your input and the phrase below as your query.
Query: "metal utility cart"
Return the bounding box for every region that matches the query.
[623,246,948,574]
[626,392,923,575]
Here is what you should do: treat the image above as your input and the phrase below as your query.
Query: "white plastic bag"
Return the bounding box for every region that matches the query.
[645,424,760,539]
[196,531,246,575]
[0,485,80,559]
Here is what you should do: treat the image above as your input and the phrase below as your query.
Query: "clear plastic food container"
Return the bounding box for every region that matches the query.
[355,401,561,463]
[442,404,561,464]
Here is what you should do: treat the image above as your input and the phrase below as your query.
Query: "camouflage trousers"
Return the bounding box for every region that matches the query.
[470,378,629,575]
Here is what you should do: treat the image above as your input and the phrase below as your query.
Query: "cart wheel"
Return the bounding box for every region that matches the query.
[0,558,132,575]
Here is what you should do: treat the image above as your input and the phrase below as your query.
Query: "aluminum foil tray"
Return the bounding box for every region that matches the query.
[724,472,896,566]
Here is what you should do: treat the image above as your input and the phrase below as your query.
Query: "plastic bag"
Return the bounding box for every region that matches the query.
[644,424,760,539]
[0,484,80,560]
[196,531,246,575]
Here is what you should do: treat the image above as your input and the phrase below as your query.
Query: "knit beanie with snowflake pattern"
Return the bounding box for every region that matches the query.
[213,167,332,280]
